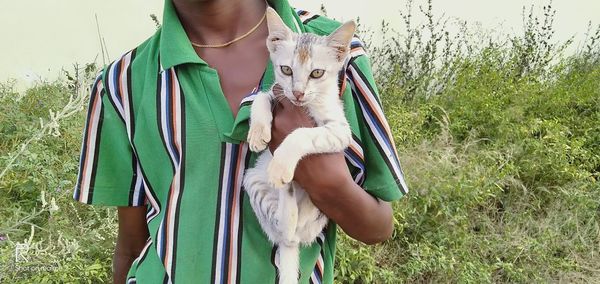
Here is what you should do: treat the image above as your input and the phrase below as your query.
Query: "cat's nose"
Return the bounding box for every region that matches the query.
[292,91,304,100]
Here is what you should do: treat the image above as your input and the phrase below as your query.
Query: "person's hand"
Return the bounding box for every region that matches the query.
[267,87,314,151]
[268,85,353,196]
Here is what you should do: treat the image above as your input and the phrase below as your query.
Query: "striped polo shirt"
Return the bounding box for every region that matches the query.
[72,0,408,283]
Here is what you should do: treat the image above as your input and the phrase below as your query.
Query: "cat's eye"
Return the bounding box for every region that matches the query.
[310,69,325,79]
[280,65,293,76]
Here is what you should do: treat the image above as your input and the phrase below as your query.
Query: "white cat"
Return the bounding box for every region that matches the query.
[243,7,355,284]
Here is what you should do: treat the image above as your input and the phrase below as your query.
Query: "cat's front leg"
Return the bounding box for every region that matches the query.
[267,123,351,188]
[247,91,273,152]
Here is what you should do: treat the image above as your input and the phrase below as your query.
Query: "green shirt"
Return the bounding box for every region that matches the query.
[73,1,408,283]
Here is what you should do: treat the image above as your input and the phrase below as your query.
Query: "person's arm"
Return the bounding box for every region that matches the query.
[73,57,153,282]
[296,152,394,244]
[113,207,149,284]
[269,99,393,244]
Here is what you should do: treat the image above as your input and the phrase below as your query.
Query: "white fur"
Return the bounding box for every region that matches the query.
[243,8,355,284]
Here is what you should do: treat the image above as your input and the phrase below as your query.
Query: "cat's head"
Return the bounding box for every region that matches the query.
[265,7,356,106]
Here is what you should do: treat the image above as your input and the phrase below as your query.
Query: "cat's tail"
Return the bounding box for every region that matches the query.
[277,243,300,284]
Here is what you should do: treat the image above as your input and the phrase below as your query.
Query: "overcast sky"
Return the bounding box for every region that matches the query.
[1,0,598,91]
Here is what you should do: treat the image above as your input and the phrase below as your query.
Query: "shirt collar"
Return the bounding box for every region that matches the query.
[159,0,303,70]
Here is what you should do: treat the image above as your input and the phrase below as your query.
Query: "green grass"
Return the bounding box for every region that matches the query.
[340,55,600,283]
[333,1,600,282]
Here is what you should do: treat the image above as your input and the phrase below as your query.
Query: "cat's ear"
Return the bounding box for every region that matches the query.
[266,7,292,53]
[327,21,356,62]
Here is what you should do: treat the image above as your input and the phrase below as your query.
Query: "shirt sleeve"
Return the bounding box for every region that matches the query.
[72,69,147,206]
[344,44,409,202]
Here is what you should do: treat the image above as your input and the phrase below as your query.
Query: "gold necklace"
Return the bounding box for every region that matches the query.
[190,7,267,48]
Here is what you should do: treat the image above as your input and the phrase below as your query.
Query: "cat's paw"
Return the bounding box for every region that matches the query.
[247,122,271,152]
[267,157,294,188]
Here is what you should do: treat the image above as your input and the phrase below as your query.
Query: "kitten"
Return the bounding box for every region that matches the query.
[243,7,355,284]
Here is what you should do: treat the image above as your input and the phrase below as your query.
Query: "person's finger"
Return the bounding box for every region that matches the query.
[272,83,284,96]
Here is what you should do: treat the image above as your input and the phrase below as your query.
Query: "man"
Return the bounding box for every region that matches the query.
[73,0,408,283]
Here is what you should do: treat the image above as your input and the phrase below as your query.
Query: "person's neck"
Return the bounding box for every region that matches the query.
[172,0,268,46]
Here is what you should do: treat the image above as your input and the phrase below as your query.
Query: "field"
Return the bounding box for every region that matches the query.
[1,1,599,283]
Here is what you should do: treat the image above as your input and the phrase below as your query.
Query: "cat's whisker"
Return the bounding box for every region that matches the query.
[274,94,288,104]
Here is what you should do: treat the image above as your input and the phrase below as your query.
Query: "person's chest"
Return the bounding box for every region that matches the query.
[123,39,273,180]
[194,40,270,117]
